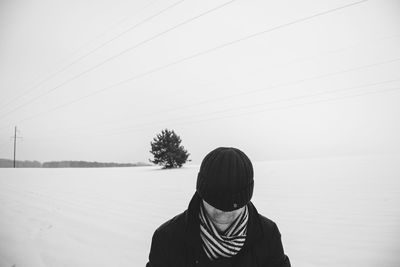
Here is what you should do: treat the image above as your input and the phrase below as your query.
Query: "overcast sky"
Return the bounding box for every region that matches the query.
[0,0,399,163]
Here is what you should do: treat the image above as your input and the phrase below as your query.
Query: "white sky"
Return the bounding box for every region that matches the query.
[0,0,399,163]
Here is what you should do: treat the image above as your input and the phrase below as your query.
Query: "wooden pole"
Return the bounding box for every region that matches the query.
[13,126,17,168]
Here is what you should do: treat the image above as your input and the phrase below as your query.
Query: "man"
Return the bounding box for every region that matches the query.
[147,147,291,267]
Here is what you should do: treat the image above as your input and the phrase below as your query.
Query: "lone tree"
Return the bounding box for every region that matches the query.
[150,129,190,168]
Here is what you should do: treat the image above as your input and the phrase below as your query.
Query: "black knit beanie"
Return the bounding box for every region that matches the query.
[196,147,254,211]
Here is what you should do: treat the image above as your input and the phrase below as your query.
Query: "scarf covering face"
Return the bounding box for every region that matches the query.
[199,201,249,261]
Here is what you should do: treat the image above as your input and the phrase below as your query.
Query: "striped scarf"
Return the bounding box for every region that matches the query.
[199,202,249,261]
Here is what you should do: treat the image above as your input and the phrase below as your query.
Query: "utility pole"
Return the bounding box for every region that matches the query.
[11,126,22,168]
[13,126,17,168]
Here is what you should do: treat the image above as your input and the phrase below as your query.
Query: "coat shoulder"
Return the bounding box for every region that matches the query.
[254,213,291,266]
[147,211,188,267]
[257,213,281,237]
[154,210,187,240]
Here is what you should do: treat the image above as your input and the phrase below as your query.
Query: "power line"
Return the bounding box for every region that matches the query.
[102,32,400,120]
[5,55,399,136]
[60,0,160,59]
[56,57,400,136]
[17,81,400,143]
[27,75,399,139]
[0,0,368,125]
[180,78,400,120]
[122,86,400,136]
[23,32,400,135]
[140,57,400,118]
[0,0,161,110]
[163,86,400,132]
[0,0,238,119]
[88,78,400,136]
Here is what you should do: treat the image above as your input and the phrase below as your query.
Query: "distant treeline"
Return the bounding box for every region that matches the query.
[0,159,151,168]
[0,159,41,168]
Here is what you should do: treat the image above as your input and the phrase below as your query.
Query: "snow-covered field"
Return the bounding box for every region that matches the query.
[0,155,399,267]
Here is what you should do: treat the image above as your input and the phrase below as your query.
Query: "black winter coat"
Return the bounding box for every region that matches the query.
[146,192,291,267]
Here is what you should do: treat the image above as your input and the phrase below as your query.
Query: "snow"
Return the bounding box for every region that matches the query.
[0,155,399,267]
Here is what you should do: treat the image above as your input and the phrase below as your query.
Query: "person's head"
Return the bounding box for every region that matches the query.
[196,147,254,218]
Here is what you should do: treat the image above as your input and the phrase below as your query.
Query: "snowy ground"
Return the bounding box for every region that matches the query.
[0,155,399,267]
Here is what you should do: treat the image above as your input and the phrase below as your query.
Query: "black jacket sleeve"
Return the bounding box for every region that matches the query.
[269,223,291,267]
[146,229,169,267]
